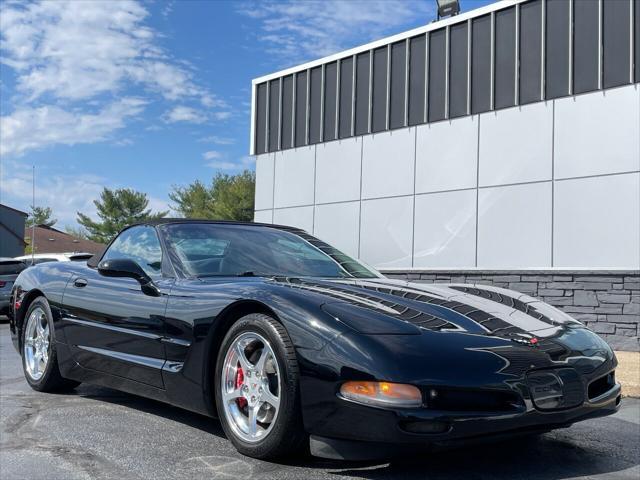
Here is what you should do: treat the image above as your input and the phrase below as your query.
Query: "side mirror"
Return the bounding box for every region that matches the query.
[97,258,160,296]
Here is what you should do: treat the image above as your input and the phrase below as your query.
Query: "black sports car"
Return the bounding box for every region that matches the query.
[9,220,621,460]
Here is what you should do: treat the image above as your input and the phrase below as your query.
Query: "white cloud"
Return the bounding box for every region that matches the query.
[0,0,225,156]
[213,111,232,120]
[0,98,145,156]
[163,106,207,124]
[237,0,434,63]
[206,155,255,171]
[203,150,222,160]
[198,135,236,145]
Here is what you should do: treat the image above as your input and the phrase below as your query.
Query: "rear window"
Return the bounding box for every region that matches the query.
[0,261,27,275]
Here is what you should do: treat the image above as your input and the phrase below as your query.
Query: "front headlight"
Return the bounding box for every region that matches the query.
[339,381,423,408]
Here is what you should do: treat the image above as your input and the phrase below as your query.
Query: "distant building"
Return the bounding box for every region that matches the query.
[0,204,28,257]
[25,225,104,255]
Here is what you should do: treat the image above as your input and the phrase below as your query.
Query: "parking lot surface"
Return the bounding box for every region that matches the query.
[1,321,638,480]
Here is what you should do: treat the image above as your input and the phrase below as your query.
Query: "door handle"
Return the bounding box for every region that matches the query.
[73,278,88,288]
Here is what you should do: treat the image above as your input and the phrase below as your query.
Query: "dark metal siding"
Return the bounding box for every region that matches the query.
[449,22,469,118]
[495,6,516,109]
[603,0,631,89]
[295,71,307,147]
[281,75,294,150]
[390,41,407,129]
[428,28,447,122]
[408,35,426,126]
[255,82,267,154]
[545,0,570,99]
[323,62,337,142]
[372,47,388,133]
[355,52,370,136]
[519,0,542,105]
[309,67,322,144]
[268,79,280,151]
[573,0,600,94]
[471,14,491,114]
[339,57,354,139]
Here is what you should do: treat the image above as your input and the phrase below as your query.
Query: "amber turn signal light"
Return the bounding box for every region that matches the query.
[339,381,422,408]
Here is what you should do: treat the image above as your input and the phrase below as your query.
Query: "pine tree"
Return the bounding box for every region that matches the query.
[26,206,57,228]
[77,188,168,243]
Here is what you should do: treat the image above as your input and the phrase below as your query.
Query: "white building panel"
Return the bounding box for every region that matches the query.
[415,116,478,194]
[253,209,273,224]
[273,206,314,233]
[361,128,415,199]
[479,102,553,187]
[477,182,552,268]
[413,189,477,268]
[554,85,640,180]
[273,147,315,208]
[313,202,360,258]
[554,173,640,269]
[254,154,274,210]
[360,196,413,268]
[315,138,362,204]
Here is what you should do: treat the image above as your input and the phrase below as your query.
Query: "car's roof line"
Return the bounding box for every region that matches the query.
[132,218,305,232]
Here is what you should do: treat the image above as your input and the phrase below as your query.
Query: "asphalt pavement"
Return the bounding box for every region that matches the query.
[1,320,639,480]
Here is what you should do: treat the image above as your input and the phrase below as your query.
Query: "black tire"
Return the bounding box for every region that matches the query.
[21,296,80,392]
[214,313,307,459]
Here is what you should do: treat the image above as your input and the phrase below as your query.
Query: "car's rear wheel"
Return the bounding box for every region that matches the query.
[22,296,80,392]
[214,313,307,459]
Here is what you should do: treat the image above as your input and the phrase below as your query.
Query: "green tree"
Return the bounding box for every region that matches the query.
[170,170,255,221]
[64,225,89,240]
[26,205,57,228]
[77,188,168,243]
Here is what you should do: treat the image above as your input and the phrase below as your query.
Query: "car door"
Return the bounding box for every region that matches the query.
[61,226,172,388]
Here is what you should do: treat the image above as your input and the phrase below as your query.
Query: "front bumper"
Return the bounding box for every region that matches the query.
[309,381,621,459]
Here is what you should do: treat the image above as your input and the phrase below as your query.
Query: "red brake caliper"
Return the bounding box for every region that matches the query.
[235,362,247,408]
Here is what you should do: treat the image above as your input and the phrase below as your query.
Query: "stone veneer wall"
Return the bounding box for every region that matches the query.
[380,270,640,352]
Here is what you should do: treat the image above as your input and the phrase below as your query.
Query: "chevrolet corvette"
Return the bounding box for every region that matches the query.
[9,220,621,460]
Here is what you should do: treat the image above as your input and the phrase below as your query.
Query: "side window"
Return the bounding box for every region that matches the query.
[102,226,163,277]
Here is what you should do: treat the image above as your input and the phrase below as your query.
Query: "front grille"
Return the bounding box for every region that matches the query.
[588,371,616,400]
[424,388,523,413]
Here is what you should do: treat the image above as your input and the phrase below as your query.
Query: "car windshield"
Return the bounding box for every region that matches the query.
[160,223,380,279]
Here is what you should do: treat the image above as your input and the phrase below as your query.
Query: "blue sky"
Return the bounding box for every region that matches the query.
[0,0,492,228]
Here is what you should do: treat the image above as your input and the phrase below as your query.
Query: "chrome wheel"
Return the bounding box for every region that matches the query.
[221,332,281,443]
[23,307,50,381]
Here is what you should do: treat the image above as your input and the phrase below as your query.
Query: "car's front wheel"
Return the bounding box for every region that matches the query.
[22,296,80,392]
[214,313,307,459]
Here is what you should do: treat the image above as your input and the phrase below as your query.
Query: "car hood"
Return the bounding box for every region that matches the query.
[275,276,586,341]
